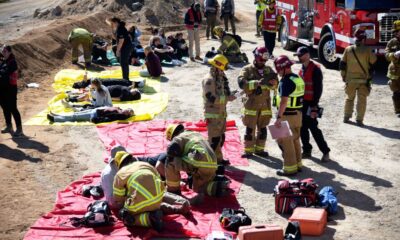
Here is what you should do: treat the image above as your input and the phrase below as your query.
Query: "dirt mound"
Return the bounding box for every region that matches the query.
[35,0,190,26]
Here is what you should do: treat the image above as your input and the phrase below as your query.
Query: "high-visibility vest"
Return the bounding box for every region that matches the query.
[275,75,305,109]
[182,132,218,169]
[262,8,278,32]
[256,0,267,11]
[299,61,319,101]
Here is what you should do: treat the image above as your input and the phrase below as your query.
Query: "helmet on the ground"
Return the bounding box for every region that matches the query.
[213,26,224,36]
[114,151,131,169]
[208,54,229,71]
[166,124,184,141]
[393,20,400,33]
[354,28,366,41]
[253,46,269,62]
[266,0,276,4]
[273,55,294,72]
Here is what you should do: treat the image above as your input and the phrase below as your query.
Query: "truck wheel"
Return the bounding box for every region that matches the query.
[280,21,294,50]
[318,33,339,69]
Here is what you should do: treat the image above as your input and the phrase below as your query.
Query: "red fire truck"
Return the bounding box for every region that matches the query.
[276,0,400,68]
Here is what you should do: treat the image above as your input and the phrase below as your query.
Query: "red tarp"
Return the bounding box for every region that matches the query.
[96,120,249,166]
[24,170,245,240]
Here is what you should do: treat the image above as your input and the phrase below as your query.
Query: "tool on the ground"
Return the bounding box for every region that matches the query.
[70,200,113,227]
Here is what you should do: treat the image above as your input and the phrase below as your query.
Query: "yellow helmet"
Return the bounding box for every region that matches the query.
[165,124,184,141]
[393,20,400,33]
[114,151,131,169]
[208,54,229,71]
[213,26,224,37]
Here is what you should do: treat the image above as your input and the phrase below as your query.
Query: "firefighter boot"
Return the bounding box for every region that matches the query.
[149,210,164,232]
[393,92,400,117]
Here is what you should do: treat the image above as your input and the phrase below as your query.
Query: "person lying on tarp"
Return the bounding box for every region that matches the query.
[101,146,167,203]
[104,147,190,231]
[46,107,134,123]
[72,77,145,90]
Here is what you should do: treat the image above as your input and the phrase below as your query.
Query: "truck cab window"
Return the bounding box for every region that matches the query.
[335,0,345,7]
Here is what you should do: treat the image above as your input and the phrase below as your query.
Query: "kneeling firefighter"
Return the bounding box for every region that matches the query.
[164,124,230,204]
[238,46,278,157]
[112,152,190,231]
[213,26,248,63]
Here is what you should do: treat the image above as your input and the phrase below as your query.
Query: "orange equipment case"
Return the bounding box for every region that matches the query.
[237,224,283,240]
[289,207,327,236]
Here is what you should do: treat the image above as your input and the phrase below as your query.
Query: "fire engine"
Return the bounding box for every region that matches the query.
[276,0,400,68]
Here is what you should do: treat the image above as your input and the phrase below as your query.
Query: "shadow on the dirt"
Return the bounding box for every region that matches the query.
[361,125,400,140]
[309,157,393,188]
[0,143,42,162]
[12,136,49,153]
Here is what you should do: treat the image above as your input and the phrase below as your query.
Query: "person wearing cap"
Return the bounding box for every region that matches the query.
[109,149,190,231]
[202,54,236,165]
[184,2,203,62]
[273,55,305,176]
[294,46,330,162]
[340,28,377,126]
[385,20,400,118]
[213,26,248,63]
[258,0,282,58]
[68,28,93,68]
[164,124,228,204]
[237,46,278,157]
[254,0,267,37]
[0,45,23,137]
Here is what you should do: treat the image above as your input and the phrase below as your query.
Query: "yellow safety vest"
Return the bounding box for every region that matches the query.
[182,132,217,169]
[275,76,305,109]
[256,0,267,11]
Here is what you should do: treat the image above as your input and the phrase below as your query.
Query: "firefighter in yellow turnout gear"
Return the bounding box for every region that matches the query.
[213,26,248,63]
[203,54,236,165]
[68,28,93,67]
[238,47,278,157]
[273,55,305,176]
[112,151,190,231]
[385,20,400,118]
[164,124,229,204]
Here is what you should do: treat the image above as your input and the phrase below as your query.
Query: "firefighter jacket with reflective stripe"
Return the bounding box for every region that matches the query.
[238,63,277,116]
[203,67,231,119]
[255,0,267,11]
[299,61,319,101]
[68,28,93,42]
[258,7,282,32]
[385,37,400,79]
[341,44,377,83]
[275,75,305,110]
[113,161,165,214]
[218,34,241,55]
[170,131,218,170]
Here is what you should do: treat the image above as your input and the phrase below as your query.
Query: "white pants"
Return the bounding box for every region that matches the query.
[187,28,201,58]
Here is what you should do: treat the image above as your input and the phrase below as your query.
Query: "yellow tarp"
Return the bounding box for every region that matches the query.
[25,69,168,126]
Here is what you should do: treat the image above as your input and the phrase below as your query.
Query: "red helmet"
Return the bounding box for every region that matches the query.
[253,46,269,62]
[273,55,294,72]
[354,28,366,41]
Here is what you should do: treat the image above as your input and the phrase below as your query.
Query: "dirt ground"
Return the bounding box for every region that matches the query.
[0,0,399,239]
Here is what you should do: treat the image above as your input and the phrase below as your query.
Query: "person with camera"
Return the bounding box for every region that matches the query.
[294,46,330,162]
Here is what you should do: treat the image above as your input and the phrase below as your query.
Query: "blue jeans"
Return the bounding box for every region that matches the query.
[54,109,97,122]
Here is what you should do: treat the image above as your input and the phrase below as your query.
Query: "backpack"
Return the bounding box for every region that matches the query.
[222,0,233,14]
[274,178,318,214]
[219,207,252,232]
[70,201,113,227]
[318,186,338,215]
[226,33,242,47]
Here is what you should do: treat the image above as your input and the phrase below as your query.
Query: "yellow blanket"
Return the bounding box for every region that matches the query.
[25,69,168,126]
